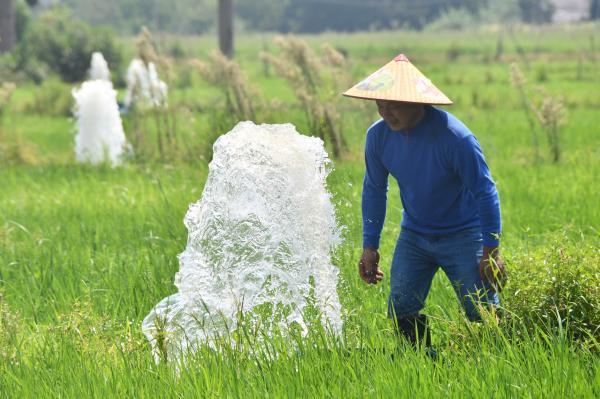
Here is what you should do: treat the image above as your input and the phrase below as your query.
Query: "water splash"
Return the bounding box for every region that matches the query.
[124,58,168,108]
[148,62,168,106]
[89,52,110,81]
[124,59,149,108]
[72,80,127,166]
[142,122,343,361]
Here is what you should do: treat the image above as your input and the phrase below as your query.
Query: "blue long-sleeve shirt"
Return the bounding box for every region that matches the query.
[362,105,501,249]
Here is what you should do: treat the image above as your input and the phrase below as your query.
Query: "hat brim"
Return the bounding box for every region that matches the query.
[342,92,453,105]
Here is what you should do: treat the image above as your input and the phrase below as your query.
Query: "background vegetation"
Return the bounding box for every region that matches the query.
[5,0,599,38]
[0,4,598,397]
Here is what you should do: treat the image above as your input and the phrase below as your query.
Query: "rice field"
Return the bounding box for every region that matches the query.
[0,25,599,398]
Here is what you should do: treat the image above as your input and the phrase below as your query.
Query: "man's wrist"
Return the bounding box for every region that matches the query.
[363,233,381,249]
[483,232,501,247]
[483,245,500,256]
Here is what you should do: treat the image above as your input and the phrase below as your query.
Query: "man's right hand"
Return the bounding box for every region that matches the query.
[359,247,384,284]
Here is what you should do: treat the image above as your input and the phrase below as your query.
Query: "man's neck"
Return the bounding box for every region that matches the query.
[392,106,425,132]
[403,106,426,131]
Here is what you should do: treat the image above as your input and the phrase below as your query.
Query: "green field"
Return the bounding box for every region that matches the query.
[1,25,599,397]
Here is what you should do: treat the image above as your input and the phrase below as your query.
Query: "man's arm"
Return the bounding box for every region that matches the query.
[452,135,506,290]
[360,130,389,284]
[362,130,389,249]
[452,135,501,247]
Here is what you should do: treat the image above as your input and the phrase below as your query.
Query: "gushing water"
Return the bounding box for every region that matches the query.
[148,62,168,106]
[142,122,343,361]
[89,52,110,81]
[124,58,168,108]
[124,59,149,108]
[72,80,127,166]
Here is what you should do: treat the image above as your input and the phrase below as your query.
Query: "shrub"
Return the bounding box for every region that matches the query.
[25,78,72,117]
[17,7,122,83]
[505,236,599,345]
[0,82,16,119]
[15,0,32,42]
[0,138,39,166]
[0,82,17,159]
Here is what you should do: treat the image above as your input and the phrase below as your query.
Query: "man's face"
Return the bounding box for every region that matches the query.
[375,100,423,131]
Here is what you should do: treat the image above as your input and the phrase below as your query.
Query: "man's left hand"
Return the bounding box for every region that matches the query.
[479,246,507,292]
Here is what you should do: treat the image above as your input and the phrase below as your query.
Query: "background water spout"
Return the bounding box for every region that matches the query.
[89,52,111,81]
[73,82,127,166]
[124,58,168,108]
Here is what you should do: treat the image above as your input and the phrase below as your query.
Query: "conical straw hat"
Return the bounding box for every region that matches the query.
[343,54,452,105]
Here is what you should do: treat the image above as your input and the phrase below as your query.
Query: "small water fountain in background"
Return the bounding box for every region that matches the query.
[142,122,343,362]
[89,52,111,81]
[124,59,150,108]
[147,62,168,106]
[124,58,168,109]
[72,52,127,166]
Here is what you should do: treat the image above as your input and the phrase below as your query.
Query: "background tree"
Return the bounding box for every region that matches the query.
[236,0,289,31]
[591,0,600,20]
[0,0,37,53]
[14,7,122,82]
[0,0,17,53]
[517,0,555,24]
[236,0,487,32]
[219,0,233,58]
[48,0,490,34]
[60,0,215,35]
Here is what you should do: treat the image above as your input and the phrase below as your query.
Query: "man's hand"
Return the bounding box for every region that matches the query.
[359,247,384,284]
[479,246,507,292]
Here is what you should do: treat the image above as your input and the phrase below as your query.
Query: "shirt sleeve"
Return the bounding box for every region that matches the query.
[362,130,389,249]
[452,135,502,247]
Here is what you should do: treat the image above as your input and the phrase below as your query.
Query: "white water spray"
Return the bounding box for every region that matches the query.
[142,122,343,361]
[73,55,127,166]
[124,58,168,108]
[148,62,168,106]
[89,52,110,81]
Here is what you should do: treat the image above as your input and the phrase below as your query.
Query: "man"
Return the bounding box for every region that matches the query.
[343,54,506,348]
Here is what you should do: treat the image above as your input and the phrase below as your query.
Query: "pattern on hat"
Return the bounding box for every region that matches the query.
[343,54,452,105]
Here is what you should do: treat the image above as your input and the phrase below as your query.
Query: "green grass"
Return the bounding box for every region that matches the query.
[1,25,599,397]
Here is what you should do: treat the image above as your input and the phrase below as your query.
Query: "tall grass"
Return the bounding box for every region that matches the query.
[509,62,541,161]
[261,36,350,158]
[191,51,258,122]
[532,90,567,163]
[190,51,260,160]
[509,62,567,163]
[0,152,597,396]
[0,26,599,397]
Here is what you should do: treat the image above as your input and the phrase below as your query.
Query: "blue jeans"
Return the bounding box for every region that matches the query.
[387,227,499,322]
